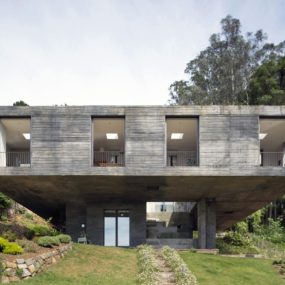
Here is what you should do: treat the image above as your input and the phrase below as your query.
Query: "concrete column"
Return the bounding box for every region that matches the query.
[197,199,207,249]
[197,199,216,249]
[0,122,7,166]
[282,142,285,167]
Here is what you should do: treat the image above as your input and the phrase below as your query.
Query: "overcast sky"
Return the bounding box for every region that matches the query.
[0,0,284,106]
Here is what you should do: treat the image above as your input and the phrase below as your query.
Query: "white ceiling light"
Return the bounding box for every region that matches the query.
[106,133,118,140]
[259,133,267,140]
[23,133,30,140]
[171,133,184,140]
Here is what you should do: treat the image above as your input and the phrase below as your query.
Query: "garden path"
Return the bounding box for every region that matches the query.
[155,251,176,285]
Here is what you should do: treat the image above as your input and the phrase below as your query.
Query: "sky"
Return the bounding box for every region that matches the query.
[0,0,285,106]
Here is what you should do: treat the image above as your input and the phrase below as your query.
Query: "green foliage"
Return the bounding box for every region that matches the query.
[17,239,38,253]
[16,268,23,277]
[161,246,197,285]
[13,101,29,106]
[0,237,9,251]
[169,15,285,105]
[0,237,23,255]
[0,193,12,218]
[57,234,71,244]
[249,57,285,105]
[255,218,285,244]
[2,230,17,242]
[216,238,260,255]
[29,225,58,237]
[3,242,24,254]
[136,244,158,285]
[37,236,60,247]
[223,231,252,247]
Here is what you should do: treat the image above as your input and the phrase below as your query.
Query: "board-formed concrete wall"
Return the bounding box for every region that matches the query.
[0,105,282,176]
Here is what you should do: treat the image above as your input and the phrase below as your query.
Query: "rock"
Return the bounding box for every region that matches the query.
[5,261,16,269]
[28,264,35,274]
[4,268,15,277]
[26,259,34,266]
[51,257,57,264]
[16,259,25,264]
[9,276,20,282]
[1,276,10,284]
[22,268,31,278]
[17,264,28,269]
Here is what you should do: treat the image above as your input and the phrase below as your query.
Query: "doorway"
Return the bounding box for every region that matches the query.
[104,210,130,247]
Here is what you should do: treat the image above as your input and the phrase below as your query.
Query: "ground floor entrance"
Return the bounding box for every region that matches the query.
[65,199,216,249]
[104,210,130,246]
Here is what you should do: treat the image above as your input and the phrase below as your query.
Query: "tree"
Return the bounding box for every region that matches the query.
[0,192,12,218]
[13,101,29,106]
[249,57,285,104]
[169,15,285,105]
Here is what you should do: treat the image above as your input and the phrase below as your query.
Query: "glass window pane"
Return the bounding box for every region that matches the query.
[104,217,116,246]
[118,216,130,246]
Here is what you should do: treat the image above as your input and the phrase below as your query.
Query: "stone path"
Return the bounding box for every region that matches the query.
[155,251,176,285]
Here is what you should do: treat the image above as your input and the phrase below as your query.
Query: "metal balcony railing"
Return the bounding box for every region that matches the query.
[167,151,198,166]
[0,152,31,167]
[260,152,284,167]
[93,151,125,167]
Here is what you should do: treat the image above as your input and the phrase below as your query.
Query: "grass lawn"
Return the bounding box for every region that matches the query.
[21,244,137,285]
[180,251,285,285]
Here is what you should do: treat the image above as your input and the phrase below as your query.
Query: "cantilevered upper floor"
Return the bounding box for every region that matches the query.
[1,105,285,176]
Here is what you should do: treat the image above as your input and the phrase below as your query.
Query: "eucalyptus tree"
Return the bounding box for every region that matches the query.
[169,15,285,105]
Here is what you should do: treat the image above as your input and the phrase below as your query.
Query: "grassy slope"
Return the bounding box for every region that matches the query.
[21,244,137,285]
[180,251,285,285]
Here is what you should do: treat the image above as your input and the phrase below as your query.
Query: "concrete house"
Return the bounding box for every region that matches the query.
[1,105,285,249]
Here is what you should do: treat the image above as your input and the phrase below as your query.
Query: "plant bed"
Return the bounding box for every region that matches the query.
[0,243,72,283]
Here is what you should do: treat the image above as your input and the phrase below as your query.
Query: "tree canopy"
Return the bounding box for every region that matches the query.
[169,15,285,105]
[13,101,29,106]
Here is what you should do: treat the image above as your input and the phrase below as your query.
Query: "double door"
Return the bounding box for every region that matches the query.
[104,210,130,247]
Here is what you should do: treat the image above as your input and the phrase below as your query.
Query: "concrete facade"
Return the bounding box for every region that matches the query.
[0,105,285,248]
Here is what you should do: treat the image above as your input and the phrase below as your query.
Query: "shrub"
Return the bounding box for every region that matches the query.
[136,244,158,285]
[29,225,58,237]
[216,238,259,255]
[2,230,17,242]
[0,237,23,255]
[17,240,38,253]
[3,242,24,255]
[37,236,60,247]
[24,228,35,240]
[223,231,252,247]
[0,237,9,251]
[57,234,71,244]
[161,246,197,285]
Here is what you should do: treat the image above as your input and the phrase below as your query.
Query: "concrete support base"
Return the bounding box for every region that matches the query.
[197,199,216,249]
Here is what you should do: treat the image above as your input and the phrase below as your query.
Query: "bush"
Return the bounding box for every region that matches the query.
[37,236,60,247]
[223,231,252,247]
[136,244,158,285]
[3,242,24,255]
[216,238,260,255]
[2,230,17,242]
[57,234,71,243]
[29,225,58,237]
[0,237,23,255]
[161,246,197,285]
[17,240,38,253]
[0,237,9,251]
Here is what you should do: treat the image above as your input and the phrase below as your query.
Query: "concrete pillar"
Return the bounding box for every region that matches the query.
[281,142,285,167]
[0,122,7,166]
[197,199,216,249]
[197,199,207,249]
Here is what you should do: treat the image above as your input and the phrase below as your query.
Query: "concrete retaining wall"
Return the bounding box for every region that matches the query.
[0,243,72,283]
